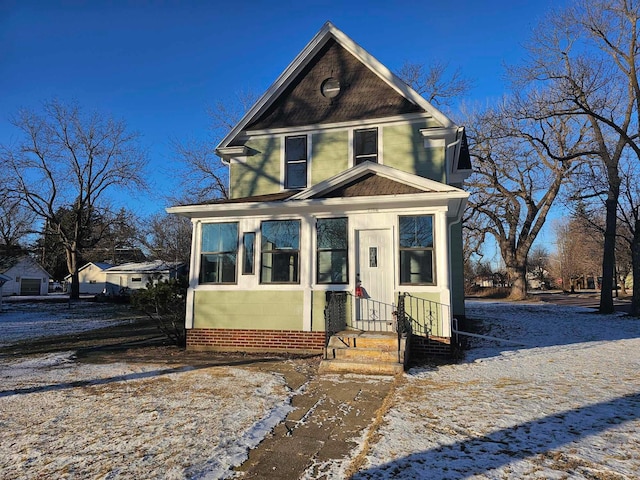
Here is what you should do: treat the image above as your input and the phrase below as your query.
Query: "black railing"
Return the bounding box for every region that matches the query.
[396,293,449,338]
[324,291,351,357]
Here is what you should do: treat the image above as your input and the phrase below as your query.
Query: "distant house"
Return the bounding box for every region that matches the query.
[0,256,51,296]
[103,260,187,295]
[64,262,114,295]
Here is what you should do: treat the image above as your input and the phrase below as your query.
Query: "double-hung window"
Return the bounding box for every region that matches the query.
[354,128,378,165]
[399,215,435,285]
[200,222,238,284]
[317,218,348,284]
[285,135,307,189]
[261,220,300,283]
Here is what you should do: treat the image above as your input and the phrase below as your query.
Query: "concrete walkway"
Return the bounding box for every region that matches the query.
[236,366,397,479]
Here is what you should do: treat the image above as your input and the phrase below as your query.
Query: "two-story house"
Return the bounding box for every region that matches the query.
[167,22,471,364]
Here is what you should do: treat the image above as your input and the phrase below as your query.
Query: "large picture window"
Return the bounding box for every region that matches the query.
[200,222,238,284]
[285,135,307,189]
[261,220,300,284]
[354,128,378,165]
[317,218,348,284]
[399,215,434,285]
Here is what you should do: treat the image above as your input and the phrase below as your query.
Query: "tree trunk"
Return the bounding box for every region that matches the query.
[507,265,528,300]
[65,244,80,300]
[631,219,640,317]
[599,199,616,313]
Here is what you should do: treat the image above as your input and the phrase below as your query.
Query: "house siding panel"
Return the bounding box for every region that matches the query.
[398,291,447,337]
[311,130,349,185]
[383,123,446,183]
[230,137,282,199]
[449,220,466,319]
[193,290,304,330]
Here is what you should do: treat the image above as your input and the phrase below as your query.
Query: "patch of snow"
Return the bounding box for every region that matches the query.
[352,300,640,479]
[0,302,137,346]
[0,356,293,478]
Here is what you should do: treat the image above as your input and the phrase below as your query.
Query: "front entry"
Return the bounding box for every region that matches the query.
[355,229,395,331]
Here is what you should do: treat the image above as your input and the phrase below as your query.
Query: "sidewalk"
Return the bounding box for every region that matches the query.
[237,364,398,479]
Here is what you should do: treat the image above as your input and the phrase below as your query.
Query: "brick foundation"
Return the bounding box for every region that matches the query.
[409,334,452,358]
[187,328,325,354]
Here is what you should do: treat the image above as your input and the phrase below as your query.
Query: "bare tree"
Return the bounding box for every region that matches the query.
[170,90,259,204]
[396,60,474,110]
[513,0,640,313]
[1,100,148,299]
[0,196,36,253]
[465,93,586,300]
[143,212,192,265]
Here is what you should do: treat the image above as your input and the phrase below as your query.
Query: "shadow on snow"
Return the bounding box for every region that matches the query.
[354,391,640,479]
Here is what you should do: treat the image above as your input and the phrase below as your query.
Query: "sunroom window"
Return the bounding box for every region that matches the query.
[399,215,434,285]
[317,218,348,284]
[261,220,300,283]
[285,135,307,189]
[200,222,238,284]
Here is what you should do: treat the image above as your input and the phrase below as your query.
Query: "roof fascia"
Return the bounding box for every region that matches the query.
[167,190,468,219]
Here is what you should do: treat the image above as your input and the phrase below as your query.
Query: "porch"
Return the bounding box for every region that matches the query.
[319,292,452,375]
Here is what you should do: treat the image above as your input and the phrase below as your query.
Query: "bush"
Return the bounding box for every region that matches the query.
[130,276,188,347]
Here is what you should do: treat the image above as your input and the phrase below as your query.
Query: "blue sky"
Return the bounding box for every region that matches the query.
[1,0,563,261]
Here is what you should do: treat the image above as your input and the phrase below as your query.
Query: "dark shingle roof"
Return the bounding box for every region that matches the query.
[246,39,423,130]
[315,173,426,198]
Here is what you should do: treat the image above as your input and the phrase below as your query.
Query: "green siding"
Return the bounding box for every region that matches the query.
[397,291,447,337]
[449,221,466,318]
[383,123,446,182]
[193,290,304,330]
[311,131,349,185]
[311,290,328,331]
[230,137,282,199]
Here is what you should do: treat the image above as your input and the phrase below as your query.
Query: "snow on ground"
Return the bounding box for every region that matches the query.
[0,352,295,479]
[354,301,640,479]
[2,300,640,479]
[0,301,136,346]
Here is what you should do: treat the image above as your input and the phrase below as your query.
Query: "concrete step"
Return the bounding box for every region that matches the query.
[329,331,398,350]
[331,346,401,363]
[318,358,404,375]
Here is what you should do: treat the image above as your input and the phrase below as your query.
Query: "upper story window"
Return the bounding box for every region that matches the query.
[285,135,307,189]
[354,128,378,165]
[261,220,300,284]
[200,222,238,284]
[399,215,435,285]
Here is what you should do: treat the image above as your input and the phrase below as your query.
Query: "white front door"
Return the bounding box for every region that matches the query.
[355,229,395,331]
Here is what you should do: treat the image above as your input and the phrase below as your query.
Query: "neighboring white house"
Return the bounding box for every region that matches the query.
[0,256,51,296]
[64,262,114,294]
[103,261,187,295]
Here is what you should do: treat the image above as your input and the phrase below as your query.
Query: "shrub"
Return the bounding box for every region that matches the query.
[130,275,188,347]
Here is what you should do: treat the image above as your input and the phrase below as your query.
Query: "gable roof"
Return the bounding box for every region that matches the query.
[217,22,455,155]
[104,260,185,274]
[289,161,462,201]
[0,255,51,277]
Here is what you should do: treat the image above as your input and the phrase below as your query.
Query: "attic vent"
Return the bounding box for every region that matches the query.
[321,77,341,98]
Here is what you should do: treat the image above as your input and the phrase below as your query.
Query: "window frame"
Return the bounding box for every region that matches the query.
[354,127,378,165]
[199,222,239,285]
[398,215,436,286]
[260,219,301,284]
[316,217,349,285]
[284,135,308,189]
[242,232,256,275]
